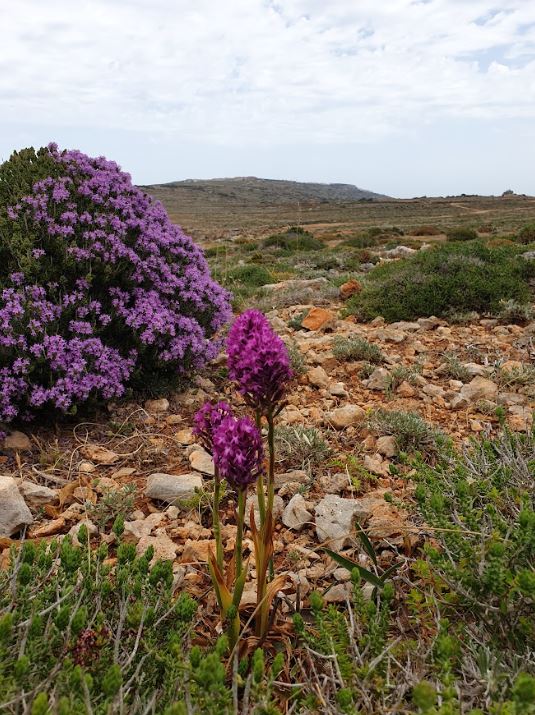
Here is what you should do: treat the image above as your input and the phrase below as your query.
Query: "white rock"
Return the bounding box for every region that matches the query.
[17,480,58,506]
[329,382,348,397]
[145,472,202,504]
[123,513,165,543]
[137,532,177,562]
[0,476,33,537]
[274,470,308,488]
[282,494,313,531]
[68,519,98,546]
[188,448,215,475]
[314,495,369,551]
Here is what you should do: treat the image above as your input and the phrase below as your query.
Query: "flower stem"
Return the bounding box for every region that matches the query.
[255,410,266,527]
[235,489,246,581]
[213,468,224,571]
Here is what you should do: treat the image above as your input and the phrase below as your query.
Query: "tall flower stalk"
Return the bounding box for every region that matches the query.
[227,310,293,639]
[192,401,232,570]
[194,405,264,648]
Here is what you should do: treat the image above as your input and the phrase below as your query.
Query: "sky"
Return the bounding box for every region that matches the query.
[1,0,535,198]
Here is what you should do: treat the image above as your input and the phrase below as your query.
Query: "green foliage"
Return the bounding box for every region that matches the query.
[226,263,274,287]
[262,227,324,252]
[368,408,449,458]
[516,222,535,244]
[332,335,384,363]
[414,429,535,651]
[285,339,307,375]
[87,483,136,530]
[497,299,535,324]
[440,352,472,382]
[346,242,533,321]
[274,425,332,469]
[446,227,478,241]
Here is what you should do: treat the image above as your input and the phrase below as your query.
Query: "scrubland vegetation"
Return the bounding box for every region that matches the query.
[1,145,535,714]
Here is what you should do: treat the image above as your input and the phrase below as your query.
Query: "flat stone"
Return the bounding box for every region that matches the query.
[282,494,313,531]
[365,367,391,391]
[274,470,308,488]
[123,513,165,543]
[145,472,202,504]
[17,480,58,506]
[181,539,217,563]
[363,454,390,476]
[144,398,170,413]
[0,477,33,537]
[136,532,177,562]
[319,472,349,494]
[80,445,119,465]
[176,428,195,445]
[314,495,369,551]
[325,404,365,429]
[460,376,498,402]
[2,431,32,452]
[329,382,348,397]
[323,582,353,602]
[307,366,330,388]
[189,448,215,475]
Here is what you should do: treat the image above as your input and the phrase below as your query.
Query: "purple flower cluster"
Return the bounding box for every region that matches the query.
[0,144,231,423]
[212,414,265,489]
[192,401,233,454]
[227,309,293,412]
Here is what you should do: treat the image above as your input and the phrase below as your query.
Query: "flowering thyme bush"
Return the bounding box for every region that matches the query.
[0,145,231,424]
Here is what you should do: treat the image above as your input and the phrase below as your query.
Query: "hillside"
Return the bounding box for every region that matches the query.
[143,178,535,241]
[146,176,389,203]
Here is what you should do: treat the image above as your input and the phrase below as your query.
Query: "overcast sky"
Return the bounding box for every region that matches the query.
[1,0,535,197]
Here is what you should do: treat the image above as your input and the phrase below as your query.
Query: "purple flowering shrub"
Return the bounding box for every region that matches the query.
[0,145,231,424]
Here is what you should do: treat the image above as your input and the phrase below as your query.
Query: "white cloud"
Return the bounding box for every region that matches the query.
[1,0,535,145]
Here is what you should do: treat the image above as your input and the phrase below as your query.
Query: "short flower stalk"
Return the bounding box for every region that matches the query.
[194,309,293,647]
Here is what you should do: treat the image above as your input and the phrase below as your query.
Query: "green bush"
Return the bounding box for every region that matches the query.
[368,408,448,458]
[346,242,533,321]
[262,227,324,252]
[415,429,535,652]
[226,264,273,287]
[446,227,478,241]
[332,336,384,363]
[516,223,535,244]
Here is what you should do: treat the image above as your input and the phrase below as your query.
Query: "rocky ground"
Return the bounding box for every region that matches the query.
[1,282,535,621]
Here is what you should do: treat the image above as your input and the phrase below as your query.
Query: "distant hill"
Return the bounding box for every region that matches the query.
[143,176,389,205]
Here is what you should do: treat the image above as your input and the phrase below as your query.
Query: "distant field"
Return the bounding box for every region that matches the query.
[143,178,535,242]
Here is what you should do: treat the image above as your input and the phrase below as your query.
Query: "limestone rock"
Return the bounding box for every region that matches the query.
[17,480,58,506]
[144,398,170,413]
[0,477,33,537]
[329,382,348,397]
[319,472,349,494]
[2,431,32,452]
[80,445,119,465]
[314,495,368,551]
[189,448,215,475]
[365,367,391,391]
[68,519,98,546]
[136,532,177,562]
[396,380,416,397]
[376,435,397,458]
[282,494,313,531]
[307,366,329,389]
[460,376,498,403]
[274,470,308,488]
[123,513,165,543]
[325,404,365,429]
[145,472,202,504]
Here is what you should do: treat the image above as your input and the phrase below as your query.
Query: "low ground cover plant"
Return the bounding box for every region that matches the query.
[446,226,478,241]
[332,335,384,363]
[0,145,231,426]
[262,227,324,252]
[346,241,533,321]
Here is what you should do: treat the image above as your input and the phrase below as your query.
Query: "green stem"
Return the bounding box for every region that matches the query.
[235,489,246,581]
[213,468,224,571]
[267,410,275,516]
[255,410,266,527]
